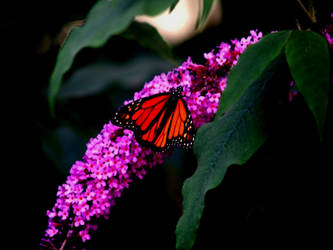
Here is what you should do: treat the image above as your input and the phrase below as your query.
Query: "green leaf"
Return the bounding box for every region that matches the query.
[196,0,214,29]
[120,21,177,62]
[176,78,269,250]
[285,30,330,140]
[217,30,292,117]
[48,0,178,115]
[58,55,174,98]
[141,0,178,16]
[175,40,286,248]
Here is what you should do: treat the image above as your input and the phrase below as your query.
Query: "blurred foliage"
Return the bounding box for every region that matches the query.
[48,0,179,113]
[3,0,331,249]
[121,21,178,62]
[58,55,174,99]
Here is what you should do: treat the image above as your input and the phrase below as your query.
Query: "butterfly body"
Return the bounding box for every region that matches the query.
[112,87,195,152]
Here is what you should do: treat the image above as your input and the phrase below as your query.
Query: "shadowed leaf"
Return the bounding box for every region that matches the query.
[58,55,174,98]
[285,30,330,140]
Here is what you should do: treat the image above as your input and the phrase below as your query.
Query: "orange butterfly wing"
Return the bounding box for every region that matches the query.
[112,89,195,152]
[151,99,194,150]
[112,94,170,132]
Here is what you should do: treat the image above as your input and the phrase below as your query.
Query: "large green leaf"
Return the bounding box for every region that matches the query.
[175,35,288,248]
[285,30,330,140]
[176,77,269,249]
[48,0,178,114]
[217,30,292,117]
[175,29,329,249]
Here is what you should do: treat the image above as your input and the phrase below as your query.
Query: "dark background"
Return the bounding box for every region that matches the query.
[2,0,331,249]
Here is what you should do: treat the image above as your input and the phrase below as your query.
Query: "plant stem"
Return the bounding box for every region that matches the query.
[59,231,70,250]
[40,239,58,250]
[296,19,302,30]
[296,0,317,23]
[59,223,74,250]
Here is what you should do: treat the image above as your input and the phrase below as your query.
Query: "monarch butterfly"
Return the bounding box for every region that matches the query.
[111,86,195,152]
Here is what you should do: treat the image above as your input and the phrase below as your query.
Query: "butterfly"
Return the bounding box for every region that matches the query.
[111,86,195,152]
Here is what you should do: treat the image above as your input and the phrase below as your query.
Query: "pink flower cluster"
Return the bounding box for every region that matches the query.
[44,126,164,244]
[42,30,263,248]
[323,13,333,49]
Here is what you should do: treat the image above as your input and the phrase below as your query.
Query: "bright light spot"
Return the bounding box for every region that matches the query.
[136,0,221,45]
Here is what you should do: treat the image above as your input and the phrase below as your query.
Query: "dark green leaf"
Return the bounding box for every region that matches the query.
[58,55,174,98]
[196,0,214,29]
[217,30,292,117]
[175,43,286,248]
[48,0,178,115]
[176,78,268,250]
[285,30,330,140]
[120,21,177,62]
